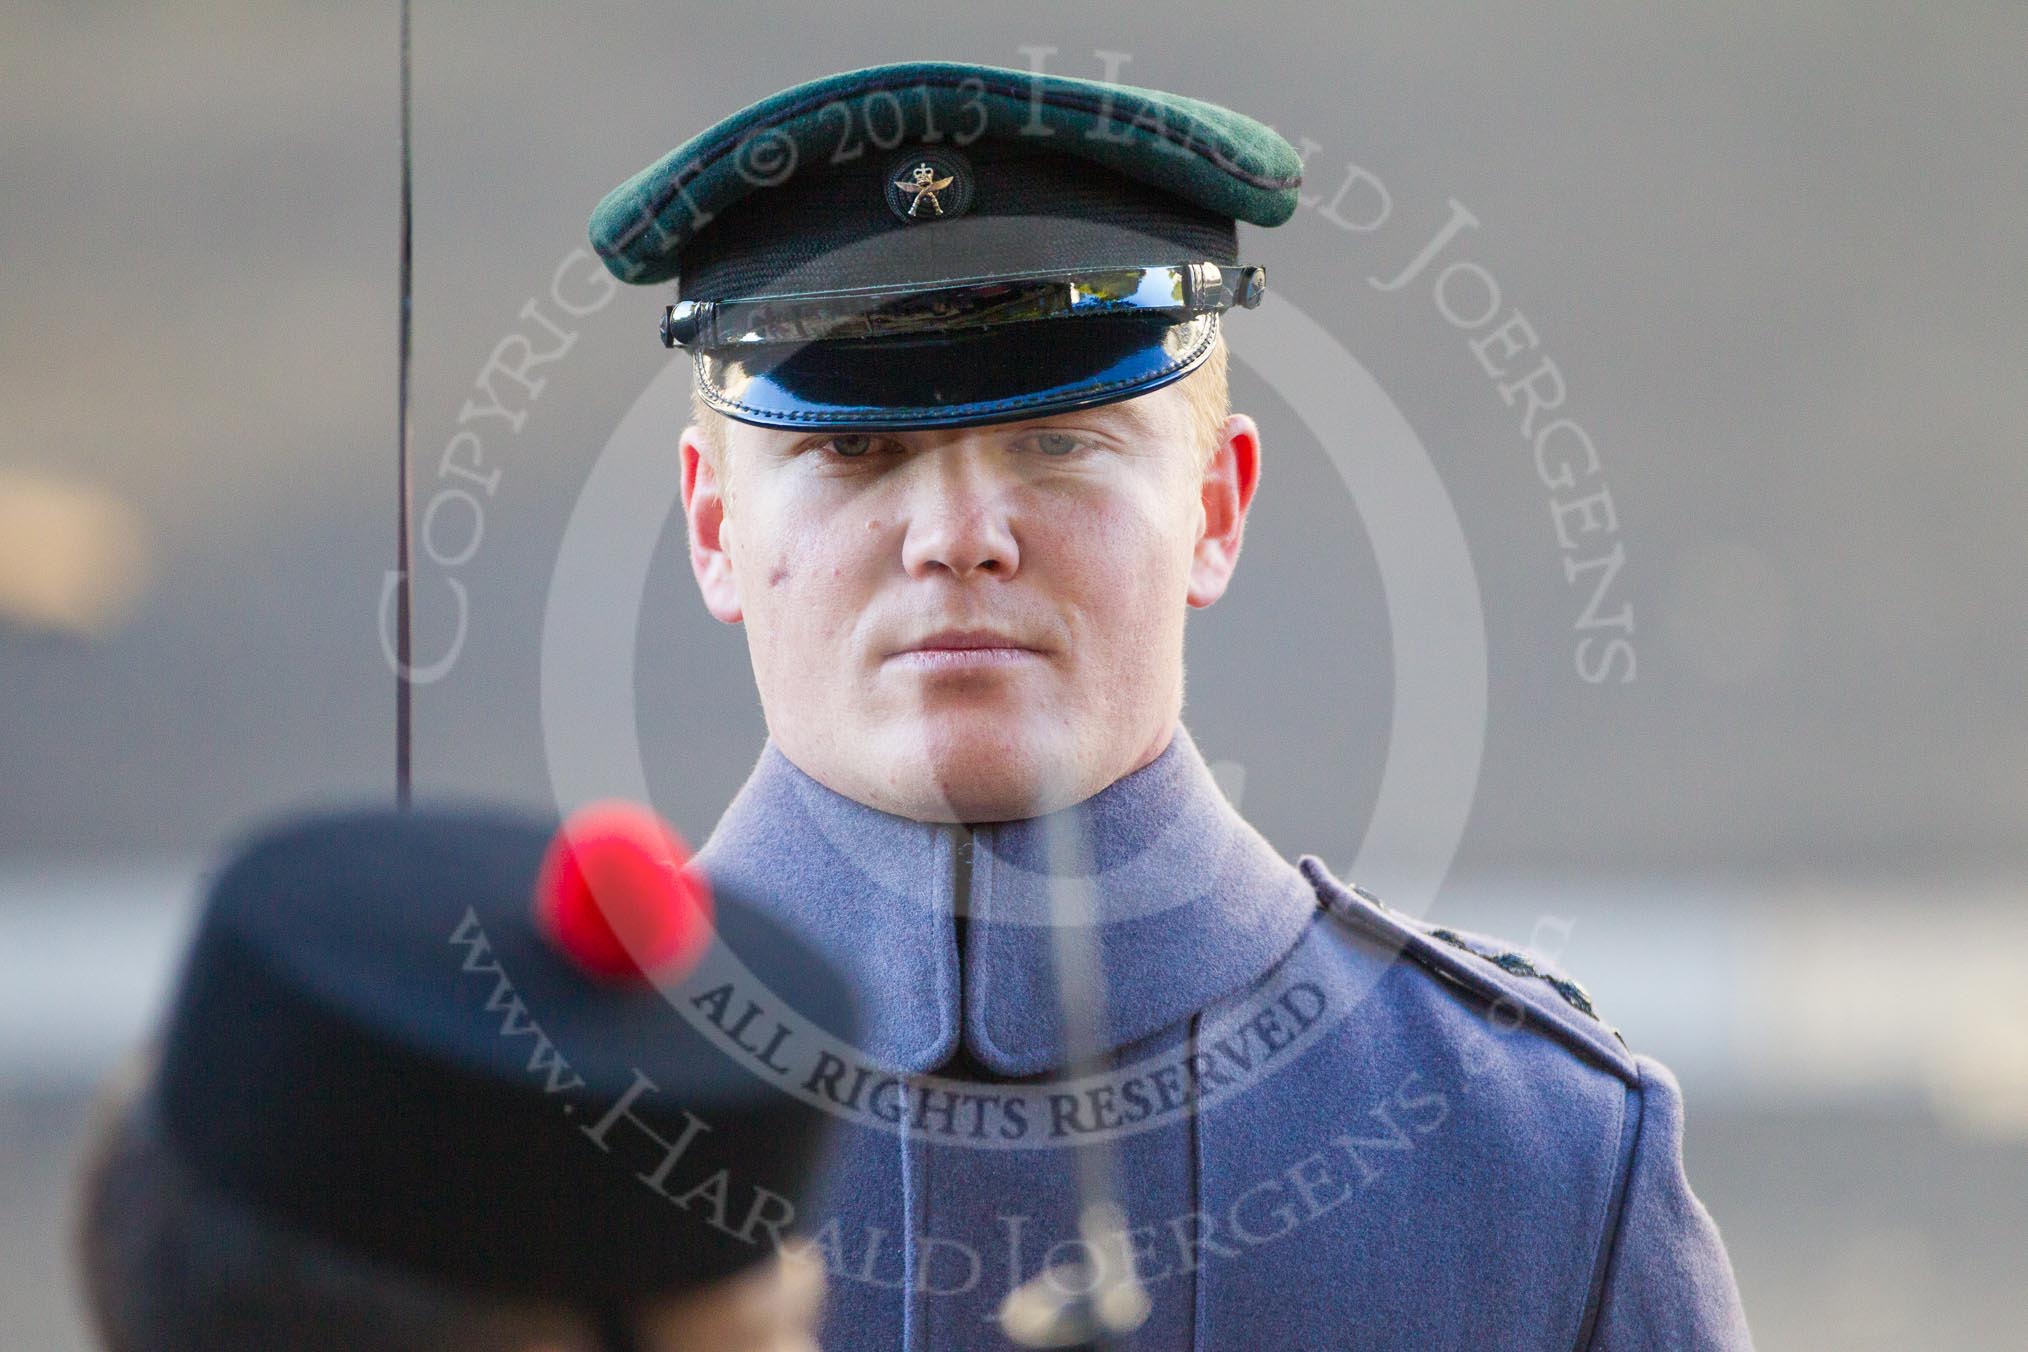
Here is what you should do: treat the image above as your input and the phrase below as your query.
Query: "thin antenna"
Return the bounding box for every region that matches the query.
[395,0,415,810]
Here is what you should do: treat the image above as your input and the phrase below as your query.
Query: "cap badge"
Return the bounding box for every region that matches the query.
[896,163,952,215]
[883,146,975,224]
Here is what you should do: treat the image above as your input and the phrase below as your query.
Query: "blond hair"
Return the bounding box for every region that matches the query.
[689,329,1232,492]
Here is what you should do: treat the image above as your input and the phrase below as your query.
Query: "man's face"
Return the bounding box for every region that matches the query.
[680,380,1258,822]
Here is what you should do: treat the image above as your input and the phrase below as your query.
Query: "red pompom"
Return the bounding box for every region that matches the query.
[534,801,714,983]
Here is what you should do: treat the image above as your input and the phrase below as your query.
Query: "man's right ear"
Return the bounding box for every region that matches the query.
[679,426,742,624]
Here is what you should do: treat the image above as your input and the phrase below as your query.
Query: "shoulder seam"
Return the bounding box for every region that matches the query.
[1574,1065,1647,1351]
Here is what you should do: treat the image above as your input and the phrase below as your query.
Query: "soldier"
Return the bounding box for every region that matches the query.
[587,61,1752,1348]
[72,801,858,1352]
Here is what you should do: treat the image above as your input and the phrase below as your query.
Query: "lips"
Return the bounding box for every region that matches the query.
[890,628,1041,656]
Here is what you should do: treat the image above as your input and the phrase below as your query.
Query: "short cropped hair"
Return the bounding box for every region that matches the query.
[71,1058,596,1352]
[689,328,1233,498]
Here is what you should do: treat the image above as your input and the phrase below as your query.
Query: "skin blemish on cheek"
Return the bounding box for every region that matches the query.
[768,559,791,589]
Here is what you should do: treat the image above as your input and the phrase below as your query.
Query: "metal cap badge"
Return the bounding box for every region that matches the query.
[884,146,975,223]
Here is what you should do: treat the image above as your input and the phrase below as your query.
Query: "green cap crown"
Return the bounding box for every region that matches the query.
[590,61,1304,286]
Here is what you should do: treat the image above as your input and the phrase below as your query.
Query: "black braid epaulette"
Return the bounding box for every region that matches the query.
[1425,927,1603,1022]
[1419,924,1626,1048]
[1304,858,1634,1061]
[1334,880,1618,1039]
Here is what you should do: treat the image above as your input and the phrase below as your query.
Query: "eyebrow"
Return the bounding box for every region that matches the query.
[754,398,1165,452]
[1012,398,1162,438]
[1079,400,1161,435]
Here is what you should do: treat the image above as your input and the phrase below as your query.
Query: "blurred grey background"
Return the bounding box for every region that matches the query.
[3,3,2024,1348]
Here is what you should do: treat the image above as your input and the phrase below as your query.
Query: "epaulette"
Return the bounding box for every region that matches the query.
[1296,855,1635,1082]
[1421,923,1613,1030]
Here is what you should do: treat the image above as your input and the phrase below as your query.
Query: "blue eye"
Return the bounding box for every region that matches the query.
[1030,432,1083,456]
[826,434,877,458]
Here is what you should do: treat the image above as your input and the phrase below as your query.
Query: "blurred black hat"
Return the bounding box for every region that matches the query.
[147,802,855,1307]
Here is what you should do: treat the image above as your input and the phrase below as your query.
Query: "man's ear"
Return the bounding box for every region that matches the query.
[680,425,742,624]
[1187,413,1261,608]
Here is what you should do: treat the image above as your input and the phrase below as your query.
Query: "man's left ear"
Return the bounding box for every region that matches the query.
[1187,413,1261,608]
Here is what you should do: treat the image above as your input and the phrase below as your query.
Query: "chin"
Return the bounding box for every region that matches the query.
[895,712,1086,823]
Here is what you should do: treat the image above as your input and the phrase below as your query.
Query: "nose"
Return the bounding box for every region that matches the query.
[898,446,1020,581]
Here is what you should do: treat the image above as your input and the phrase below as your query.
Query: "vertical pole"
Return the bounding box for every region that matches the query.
[395,0,415,810]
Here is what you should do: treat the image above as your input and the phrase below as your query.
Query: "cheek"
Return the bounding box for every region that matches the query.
[1052,494,1192,631]
[747,504,873,646]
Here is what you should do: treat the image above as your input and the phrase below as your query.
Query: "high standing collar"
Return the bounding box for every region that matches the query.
[695,724,1319,1075]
